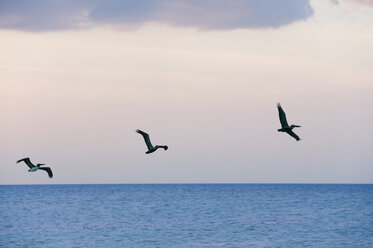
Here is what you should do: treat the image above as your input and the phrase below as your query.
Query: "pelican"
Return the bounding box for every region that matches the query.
[136,129,168,154]
[277,103,301,141]
[16,157,53,178]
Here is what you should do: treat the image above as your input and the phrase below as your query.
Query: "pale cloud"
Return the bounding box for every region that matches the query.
[345,0,373,6]
[332,0,373,6]
[1,16,372,183]
[348,0,373,6]
[0,0,313,31]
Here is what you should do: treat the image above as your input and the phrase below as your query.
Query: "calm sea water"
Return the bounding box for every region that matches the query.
[0,184,372,248]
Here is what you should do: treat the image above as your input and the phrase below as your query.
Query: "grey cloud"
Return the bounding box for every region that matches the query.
[0,0,94,31]
[0,0,313,31]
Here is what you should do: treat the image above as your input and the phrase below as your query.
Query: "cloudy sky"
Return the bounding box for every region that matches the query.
[1,0,372,184]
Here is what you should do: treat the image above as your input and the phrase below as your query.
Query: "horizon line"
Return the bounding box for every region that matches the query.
[1,183,372,186]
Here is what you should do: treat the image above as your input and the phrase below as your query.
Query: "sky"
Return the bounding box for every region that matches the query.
[1,0,372,184]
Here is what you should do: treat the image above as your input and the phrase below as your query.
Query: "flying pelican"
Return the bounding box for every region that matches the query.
[136,129,168,154]
[277,103,301,141]
[16,157,53,178]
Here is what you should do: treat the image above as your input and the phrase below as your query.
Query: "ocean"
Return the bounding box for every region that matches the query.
[0,184,372,248]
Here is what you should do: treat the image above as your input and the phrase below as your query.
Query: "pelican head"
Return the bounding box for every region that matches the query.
[290,125,301,129]
[37,163,45,167]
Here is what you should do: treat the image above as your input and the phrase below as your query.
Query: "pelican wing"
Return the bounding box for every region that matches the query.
[286,130,300,141]
[16,157,35,169]
[277,103,289,128]
[136,129,154,149]
[39,167,53,178]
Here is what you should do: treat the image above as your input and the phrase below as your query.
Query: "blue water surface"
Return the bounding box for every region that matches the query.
[0,184,372,248]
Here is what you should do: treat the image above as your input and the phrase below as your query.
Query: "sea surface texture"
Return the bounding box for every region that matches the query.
[0,184,372,248]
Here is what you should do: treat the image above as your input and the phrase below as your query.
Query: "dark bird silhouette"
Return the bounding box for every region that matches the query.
[277,103,301,141]
[136,129,168,154]
[16,157,53,178]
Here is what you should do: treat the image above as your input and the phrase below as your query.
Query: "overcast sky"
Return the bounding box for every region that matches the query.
[1,0,372,184]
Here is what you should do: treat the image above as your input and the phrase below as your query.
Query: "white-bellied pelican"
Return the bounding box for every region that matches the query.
[277,103,301,141]
[16,157,53,178]
[136,129,168,154]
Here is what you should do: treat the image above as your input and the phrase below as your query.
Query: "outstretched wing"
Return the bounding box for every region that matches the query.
[277,103,289,128]
[39,167,53,178]
[16,157,35,169]
[136,129,154,149]
[286,130,301,141]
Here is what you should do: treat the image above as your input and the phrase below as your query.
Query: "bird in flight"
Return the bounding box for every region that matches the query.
[16,157,53,178]
[277,103,301,141]
[136,129,168,154]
